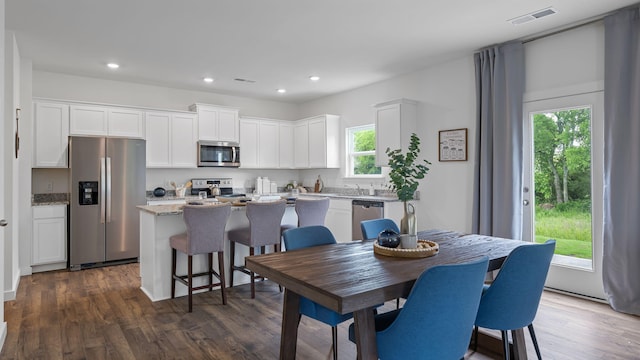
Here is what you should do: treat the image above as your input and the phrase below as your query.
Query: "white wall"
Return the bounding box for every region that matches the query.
[18,59,32,277]
[296,22,607,234]
[525,21,604,98]
[3,32,20,300]
[33,71,299,119]
[299,56,477,233]
[0,0,7,349]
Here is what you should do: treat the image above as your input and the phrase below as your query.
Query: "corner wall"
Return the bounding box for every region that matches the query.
[298,56,477,233]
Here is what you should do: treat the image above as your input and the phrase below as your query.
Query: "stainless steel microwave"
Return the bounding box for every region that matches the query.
[197,141,240,167]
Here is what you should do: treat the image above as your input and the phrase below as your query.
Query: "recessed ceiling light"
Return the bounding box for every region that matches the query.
[309,76,320,81]
[107,63,119,69]
[203,77,214,83]
[277,88,287,94]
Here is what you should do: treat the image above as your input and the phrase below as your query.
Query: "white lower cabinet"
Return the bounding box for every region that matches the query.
[325,198,352,243]
[32,205,67,266]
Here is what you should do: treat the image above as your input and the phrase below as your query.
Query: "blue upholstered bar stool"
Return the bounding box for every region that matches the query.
[228,200,286,298]
[280,197,330,244]
[170,203,231,312]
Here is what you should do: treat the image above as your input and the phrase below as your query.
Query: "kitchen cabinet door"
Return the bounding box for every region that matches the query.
[108,108,144,138]
[192,104,239,142]
[145,111,172,167]
[33,101,69,168]
[32,205,67,265]
[293,120,309,168]
[70,104,109,136]
[218,108,239,142]
[170,113,198,168]
[325,198,352,243]
[239,118,259,168]
[307,115,340,168]
[375,99,417,166]
[259,120,279,168]
[278,122,295,168]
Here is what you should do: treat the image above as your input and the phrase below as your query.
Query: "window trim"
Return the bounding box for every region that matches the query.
[345,124,383,178]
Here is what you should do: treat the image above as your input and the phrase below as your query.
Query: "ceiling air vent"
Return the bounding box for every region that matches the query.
[509,7,557,25]
[234,78,256,83]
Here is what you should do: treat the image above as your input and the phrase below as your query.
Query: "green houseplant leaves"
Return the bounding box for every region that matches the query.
[385,133,431,202]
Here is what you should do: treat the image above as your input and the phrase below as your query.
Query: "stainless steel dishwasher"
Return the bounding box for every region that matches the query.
[352,199,384,240]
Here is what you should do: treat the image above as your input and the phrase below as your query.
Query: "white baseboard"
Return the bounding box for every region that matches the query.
[0,322,7,354]
[3,268,21,301]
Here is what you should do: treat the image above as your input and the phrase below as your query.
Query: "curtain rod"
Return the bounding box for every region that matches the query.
[522,15,605,44]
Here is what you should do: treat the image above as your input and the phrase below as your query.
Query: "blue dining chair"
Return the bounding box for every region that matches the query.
[348,256,489,359]
[282,225,353,360]
[360,218,400,240]
[473,240,556,360]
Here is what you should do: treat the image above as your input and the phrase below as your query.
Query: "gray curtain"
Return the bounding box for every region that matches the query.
[472,42,525,239]
[603,6,640,316]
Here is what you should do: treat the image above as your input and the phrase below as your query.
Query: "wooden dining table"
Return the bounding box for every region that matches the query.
[245,229,532,360]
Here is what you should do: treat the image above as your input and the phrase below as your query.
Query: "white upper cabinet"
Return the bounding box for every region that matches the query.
[145,111,197,168]
[190,103,239,142]
[293,120,309,168]
[33,101,70,168]
[107,108,145,138]
[258,120,279,168]
[239,117,280,168]
[295,114,340,169]
[278,122,295,169]
[374,99,417,166]
[70,104,144,138]
[70,105,107,135]
[239,118,259,168]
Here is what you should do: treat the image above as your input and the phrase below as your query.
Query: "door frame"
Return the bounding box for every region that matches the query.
[523,91,605,300]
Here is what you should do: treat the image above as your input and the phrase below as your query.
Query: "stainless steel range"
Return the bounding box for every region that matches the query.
[190,178,238,198]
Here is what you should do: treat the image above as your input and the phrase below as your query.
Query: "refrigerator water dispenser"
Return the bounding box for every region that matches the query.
[78,181,99,205]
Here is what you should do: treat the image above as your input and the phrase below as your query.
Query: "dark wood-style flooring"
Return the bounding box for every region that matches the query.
[2,263,639,359]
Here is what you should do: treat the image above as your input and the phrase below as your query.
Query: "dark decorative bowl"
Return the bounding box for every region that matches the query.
[153,187,166,197]
[377,229,400,248]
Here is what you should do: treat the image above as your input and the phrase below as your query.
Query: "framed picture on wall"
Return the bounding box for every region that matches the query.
[439,128,467,161]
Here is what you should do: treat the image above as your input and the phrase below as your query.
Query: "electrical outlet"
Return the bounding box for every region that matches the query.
[46,181,53,193]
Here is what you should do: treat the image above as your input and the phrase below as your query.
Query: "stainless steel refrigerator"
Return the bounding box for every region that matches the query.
[69,136,146,270]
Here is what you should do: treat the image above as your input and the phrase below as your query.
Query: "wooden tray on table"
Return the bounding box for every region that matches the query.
[373,240,439,258]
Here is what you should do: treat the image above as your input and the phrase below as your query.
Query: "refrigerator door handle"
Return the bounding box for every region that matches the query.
[100,157,106,224]
[106,157,112,223]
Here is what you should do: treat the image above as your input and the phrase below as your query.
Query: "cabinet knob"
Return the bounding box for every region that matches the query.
[0,219,8,227]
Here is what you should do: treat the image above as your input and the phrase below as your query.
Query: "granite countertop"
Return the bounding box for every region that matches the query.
[32,193,70,206]
[139,200,294,216]
[299,192,400,202]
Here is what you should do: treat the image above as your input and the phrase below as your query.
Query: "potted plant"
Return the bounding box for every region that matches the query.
[385,133,431,234]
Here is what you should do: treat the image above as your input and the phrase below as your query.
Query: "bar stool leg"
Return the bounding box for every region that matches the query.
[229,241,235,288]
[208,253,213,291]
[218,252,227,305]
[249,247,256,299]
[188,255,193,313]
[171,249,177,299]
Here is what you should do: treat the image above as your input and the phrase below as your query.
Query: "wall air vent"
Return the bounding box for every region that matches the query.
[234,78,256,83]
[509,7,557,25]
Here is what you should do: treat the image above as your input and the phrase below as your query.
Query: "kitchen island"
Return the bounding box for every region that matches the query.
[137,202,296,302]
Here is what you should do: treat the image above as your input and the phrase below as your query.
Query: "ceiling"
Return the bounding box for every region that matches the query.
[6,0,639,103]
